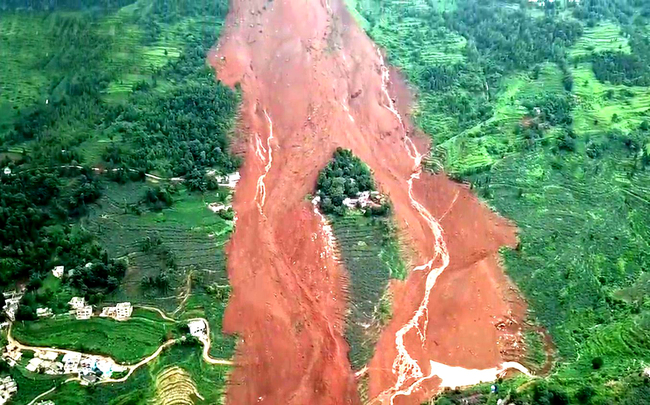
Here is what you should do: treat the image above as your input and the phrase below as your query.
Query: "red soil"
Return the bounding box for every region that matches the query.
[211,0,526,403]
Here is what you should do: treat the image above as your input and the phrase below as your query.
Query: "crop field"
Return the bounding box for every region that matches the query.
[82,183,233,311]
[435,62,565,177]
[569,22,630,59]
[572,62,650,135]
[330,214,406,370]
[12,314,177,363]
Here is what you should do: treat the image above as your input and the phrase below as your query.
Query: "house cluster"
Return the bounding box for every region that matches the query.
[60,352,124,384]
[2,343,124,384]
[342,191,384,210]
[26,350,61,374]
[68,298,133,321]
[2,290,23,322]
[0,376,17,405]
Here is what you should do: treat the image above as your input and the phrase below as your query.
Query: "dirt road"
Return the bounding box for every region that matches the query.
[213,0,526,404]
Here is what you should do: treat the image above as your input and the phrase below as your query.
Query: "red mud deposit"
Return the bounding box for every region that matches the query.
[211,0,526,404]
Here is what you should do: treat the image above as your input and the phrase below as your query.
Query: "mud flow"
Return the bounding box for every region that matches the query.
[211,0,527,404]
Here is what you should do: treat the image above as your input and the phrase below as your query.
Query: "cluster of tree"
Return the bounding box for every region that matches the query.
[592,51,650,86]
[0,167,104,283]
[316,148,380,215]
[103,25,241,184]
[523,93,575,127]
[447,1,583,74]
[143,185,176,211]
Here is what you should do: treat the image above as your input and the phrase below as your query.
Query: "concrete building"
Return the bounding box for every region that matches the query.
[69,297,85,310]
[188,319,207,340]
[76,305,92,320]
[52,265,64,278]
[0,376,17,404]
[36,307,53,317]
[63,352,81,374]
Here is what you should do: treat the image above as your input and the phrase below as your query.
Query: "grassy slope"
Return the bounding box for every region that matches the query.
[331,214,407,370]
[350,0,650,401]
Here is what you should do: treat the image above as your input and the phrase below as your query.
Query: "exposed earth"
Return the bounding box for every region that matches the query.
[211,0,527,403]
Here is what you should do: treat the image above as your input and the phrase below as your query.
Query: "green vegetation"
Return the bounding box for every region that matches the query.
[316,148,379,215]
[351,0,650,402]
[315,148,407,370]
[13,315,177,363]
[331,214,406,370]
[1,0,237,402]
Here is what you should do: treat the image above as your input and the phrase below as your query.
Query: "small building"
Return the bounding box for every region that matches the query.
[26,357,43,373]
[79,356,97,374]
[69,297,85,310]
[36,350,58,361]
[2,167,11,176]
[63,352,81,374]
[187,319,207,339]
[95,359,114,377]
[52,266,64,278]
[36,307,53,317]
[0,376,17,404]
[45,361,64,375]
[115,302,132,320]
[76,305,92,320]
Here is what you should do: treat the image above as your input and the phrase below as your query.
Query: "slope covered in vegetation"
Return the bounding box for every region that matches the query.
[348,0,650,403]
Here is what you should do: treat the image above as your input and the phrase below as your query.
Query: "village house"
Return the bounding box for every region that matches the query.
[76,305,93,320]
[2,344,22,367]
[187,319,207,340]
[36,308,53,317]
[0,376,17,404]
[68,297,85,310]
[63,352,81,374]
[26,358,42,373]
[100,302,132,321]
[52,265,64,278]
[3,291,23,322]
[35,401,55,405]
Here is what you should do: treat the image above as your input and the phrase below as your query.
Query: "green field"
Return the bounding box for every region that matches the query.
[13,314,177,363]
[331,214,406,370]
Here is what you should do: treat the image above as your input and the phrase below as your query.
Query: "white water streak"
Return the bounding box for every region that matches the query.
[373,48,529,404]
[254,110,275,215]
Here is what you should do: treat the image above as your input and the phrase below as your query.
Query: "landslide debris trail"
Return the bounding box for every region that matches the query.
[213,0,526,404]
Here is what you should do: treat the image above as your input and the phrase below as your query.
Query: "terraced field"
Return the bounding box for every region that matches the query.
[569,22,630,59]
[83,183,232,311]
[330,214,406,370]
[12,314,177,363]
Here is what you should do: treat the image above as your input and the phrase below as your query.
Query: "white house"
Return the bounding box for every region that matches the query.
[52,265,64,278]
[63,352,81,374]
[115,302,132,320]
[76,305,92,320]
[69,297,85,310]
[36,308,53,317]
[188,319,207,339]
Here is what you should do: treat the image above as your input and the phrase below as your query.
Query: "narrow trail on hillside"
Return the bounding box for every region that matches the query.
[213,0,528,403]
